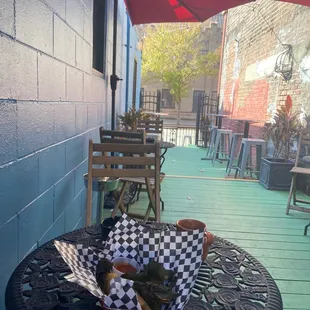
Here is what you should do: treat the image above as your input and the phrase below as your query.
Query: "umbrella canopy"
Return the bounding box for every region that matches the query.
[124,0,254,25]
[125,0,310,25]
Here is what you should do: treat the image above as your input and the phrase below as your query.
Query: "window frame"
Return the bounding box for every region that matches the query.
[161,89,175,109]
[92,0,108,77]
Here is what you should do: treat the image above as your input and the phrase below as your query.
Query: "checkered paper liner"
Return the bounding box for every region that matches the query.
[55,214,204,310]
[54,240,141,310]
[104,214,204,310]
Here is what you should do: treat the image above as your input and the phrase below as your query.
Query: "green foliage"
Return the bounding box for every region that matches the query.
[142,23,220,104]
[267,96,303,161]
[117,107,150,131]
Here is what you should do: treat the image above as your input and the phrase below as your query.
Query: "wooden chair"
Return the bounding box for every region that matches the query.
[138,119,164,139]
[86,139,161,226]
[99,127,166,210]
[286,129,310,235]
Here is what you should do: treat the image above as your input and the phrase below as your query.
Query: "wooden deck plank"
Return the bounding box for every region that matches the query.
[105,146,310,309]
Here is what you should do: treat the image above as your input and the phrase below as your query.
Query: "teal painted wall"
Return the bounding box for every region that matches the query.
[0,0,141,307]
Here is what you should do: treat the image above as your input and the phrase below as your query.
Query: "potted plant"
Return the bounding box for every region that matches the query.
[259,95,303,190]
[117,107,150,131]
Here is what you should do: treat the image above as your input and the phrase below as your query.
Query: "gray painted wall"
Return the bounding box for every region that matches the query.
[0,0,141,306]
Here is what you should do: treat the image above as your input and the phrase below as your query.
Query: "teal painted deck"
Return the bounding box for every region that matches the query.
[106,146,310,310]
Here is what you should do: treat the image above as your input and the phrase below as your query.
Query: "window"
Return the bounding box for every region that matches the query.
[93,0,107,74]
[192,90,205,113]
[161,89,175,109]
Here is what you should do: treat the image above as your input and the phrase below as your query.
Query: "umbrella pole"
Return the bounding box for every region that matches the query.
[110,0,122,130]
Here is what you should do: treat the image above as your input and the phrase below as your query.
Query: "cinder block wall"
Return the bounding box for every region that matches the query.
[220,0,310,137]
[0,0,139,306]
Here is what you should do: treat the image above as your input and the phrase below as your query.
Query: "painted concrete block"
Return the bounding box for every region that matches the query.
[0,36,37,100]
[17,102,55,158]
[0,0,15,36]
[0,102,17,165]
[67,66,84,102]
[92,193,99,224]
[38,54,66,101]
[74,160,88,197]
[82,0,93,13]
[65,135,84,173]
[54,15,76,67]
[65,193,82,232]
[16,0,53,55]
[54,103,76,142]
[38,212,65,246]
[66,0,84,36]
[76,104,88,134]
[88,104,100,128]
[0,216,18,310]
[0,155,39,226]
[82,131,90,160]
[38,143,66,194]
[74,213,86,230]
[83,10,92,44]
[76,36,92,74]
[54,171,75,220]
[43,0,66,20]
[18,187,53,260]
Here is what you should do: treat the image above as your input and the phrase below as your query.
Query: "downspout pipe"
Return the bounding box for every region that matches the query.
[217,11,228,112]
[125,14,131,112]
[110,0,122,130]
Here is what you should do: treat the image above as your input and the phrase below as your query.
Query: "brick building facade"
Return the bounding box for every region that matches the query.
[220,0,310,137]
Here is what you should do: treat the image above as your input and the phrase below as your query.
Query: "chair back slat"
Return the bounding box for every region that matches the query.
[100,127,145,144]
[138,119,163,135]
[92,155,155,166]
[92,168,156,178]
[93,143,155,154]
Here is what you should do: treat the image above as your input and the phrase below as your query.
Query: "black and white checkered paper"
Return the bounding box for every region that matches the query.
[54,240,141,310]
[55,214,204,310]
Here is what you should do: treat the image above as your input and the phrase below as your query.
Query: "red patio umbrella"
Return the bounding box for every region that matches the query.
[124,0,254,25]
[125,0,310,25]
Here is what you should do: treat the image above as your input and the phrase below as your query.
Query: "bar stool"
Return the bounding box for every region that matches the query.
[226,133,244,175]
[206,126,218,158]
[235,138,266,178]
[212,129,232,164]
[182,135,193,146]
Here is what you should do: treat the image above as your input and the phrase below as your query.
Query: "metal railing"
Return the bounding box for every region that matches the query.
[162,126,196,147]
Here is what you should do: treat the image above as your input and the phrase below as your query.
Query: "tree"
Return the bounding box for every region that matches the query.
[142,23,220,124]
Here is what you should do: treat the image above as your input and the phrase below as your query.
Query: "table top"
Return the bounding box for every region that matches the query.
[145,111,169,116]
[6,223,282,310]
[228,118,265,123]
[205,113,230,118]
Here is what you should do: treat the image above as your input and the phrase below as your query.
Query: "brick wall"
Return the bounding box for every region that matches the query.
[0,0,140,306]
[220,0,310,137]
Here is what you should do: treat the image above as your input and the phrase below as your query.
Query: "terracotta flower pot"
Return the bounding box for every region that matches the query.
[176,219,213,261]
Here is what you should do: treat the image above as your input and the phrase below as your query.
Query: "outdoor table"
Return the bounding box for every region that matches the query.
[5,223,283,310]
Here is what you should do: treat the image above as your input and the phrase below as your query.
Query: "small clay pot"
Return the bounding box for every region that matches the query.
[176,219,213,261]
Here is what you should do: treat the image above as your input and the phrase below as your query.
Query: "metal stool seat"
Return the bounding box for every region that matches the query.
[226,133,244,175]
[235,138,266,178]
[182,135,193,146]
[212,129,232,164]
[206,126,218,158]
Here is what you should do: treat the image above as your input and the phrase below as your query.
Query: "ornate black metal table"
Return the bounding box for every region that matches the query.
[5,224,282,310]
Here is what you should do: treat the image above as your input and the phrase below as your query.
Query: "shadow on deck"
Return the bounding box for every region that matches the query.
[107,146,310,310]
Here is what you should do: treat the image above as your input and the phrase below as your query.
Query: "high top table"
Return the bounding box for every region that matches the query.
[5,223,282,310]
